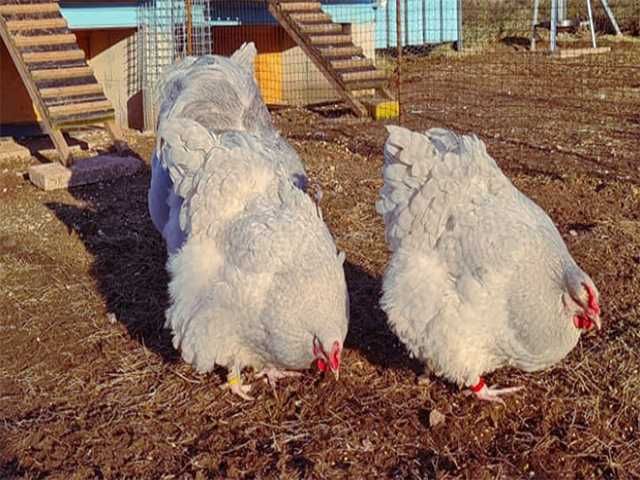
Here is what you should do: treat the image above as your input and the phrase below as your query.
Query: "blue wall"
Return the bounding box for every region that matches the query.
[59,1,459,46]
[375,0,459,48]
[60,2,138,29]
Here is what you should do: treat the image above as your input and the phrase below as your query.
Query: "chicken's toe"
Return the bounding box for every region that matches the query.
[222,375,254,401]
[256,367,302,389]
[467,377,524,404]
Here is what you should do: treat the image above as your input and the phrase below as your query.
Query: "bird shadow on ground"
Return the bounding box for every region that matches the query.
[45,159,179,364]
[44,157,420,373]
[343,261,423,376]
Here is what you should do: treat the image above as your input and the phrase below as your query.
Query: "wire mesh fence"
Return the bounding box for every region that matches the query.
[134,0,640,155]
[137,0,212,130]
[401,0,640,168]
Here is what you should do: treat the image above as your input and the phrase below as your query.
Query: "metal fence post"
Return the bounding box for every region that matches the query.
[396,0,403,125]
[457,0,463,52]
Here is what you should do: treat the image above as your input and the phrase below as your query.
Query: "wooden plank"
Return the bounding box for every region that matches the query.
[288,12,330,23]
[48,99,114,117]
[345,78,388,91]
[340,69,388,82]
[52,111,116,129]
[14,33,76,47]
[22,49,85,63]
[299,22,342,34]
[331,58,374,70]
[0,3,59,15]
[6,17,67,31]
[44,94,106,107]
[105,119,126,153]
[279,2,321,12]
[40,83,103,98]
[0,14,72,164]
[309,34,352,45]
[47,128,72,166]
[318,45,363,58]
[31,66,93,80]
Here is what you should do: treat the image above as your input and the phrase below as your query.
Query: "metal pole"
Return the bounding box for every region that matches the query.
[557,0,567,22]
[186,0,193,55]
[422,0,426,44]
[396,0,403,125]
[597,0,622,35]
[405,0,409,45]
[386,0,390,47]
[439,0,443,43]
[550,0,557,51]
[586,0,597,48]
[456,0,463,51]
[531,0,540,51]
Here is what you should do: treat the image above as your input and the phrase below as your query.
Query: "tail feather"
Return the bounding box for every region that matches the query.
[377,126,502,251]
[230,42,257,71]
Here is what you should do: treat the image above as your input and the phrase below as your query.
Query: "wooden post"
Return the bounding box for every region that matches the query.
[105,119,126,154]
[185,0,193,55]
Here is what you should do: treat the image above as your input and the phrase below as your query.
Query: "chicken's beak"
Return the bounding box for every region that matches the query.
[332,368,340,381]
[592,314,602,331]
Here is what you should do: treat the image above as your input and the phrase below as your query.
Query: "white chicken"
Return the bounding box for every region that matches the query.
[377,126,601,403]
[148,44,349,400]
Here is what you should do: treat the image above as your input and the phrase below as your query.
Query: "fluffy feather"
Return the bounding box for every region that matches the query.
[377,126,600,389]
[148,45,348,385]
[149,43,306,254]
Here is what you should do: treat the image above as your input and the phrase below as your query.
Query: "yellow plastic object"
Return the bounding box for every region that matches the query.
[367,99,399,120]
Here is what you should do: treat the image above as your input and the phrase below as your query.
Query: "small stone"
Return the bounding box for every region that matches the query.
[429,409,446,427]
[569,229,578,237]
[107,313,117,324]
[361,438,374,452]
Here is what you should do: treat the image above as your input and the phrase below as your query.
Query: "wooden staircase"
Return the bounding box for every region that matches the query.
[0,0,124,165]
[267,0,398,119]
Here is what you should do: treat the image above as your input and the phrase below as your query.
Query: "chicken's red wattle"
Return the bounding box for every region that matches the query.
[317,358,327,372]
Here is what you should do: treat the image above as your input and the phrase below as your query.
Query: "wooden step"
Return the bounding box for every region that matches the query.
[40,83,104,99]
[289,12,331,23]
[14,33,76,47]
[299,22,342,34]
[309,34,352,46]
[340,69,389,83]
[279,2,321,12]
[52,110,117,128]
[345,78,389,91]
[48,99,114,118]
[44,94,107,108]
[31,66,94,81]
[22,49,85,64]
[6,17,67,31]
[0,3,58,15]
[319,45,363,58]
[331,58,375,70]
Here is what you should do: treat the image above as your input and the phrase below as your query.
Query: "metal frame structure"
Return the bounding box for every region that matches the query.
[531,0,622,51]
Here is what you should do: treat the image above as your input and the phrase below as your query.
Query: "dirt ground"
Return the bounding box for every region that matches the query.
[1,41,639,479]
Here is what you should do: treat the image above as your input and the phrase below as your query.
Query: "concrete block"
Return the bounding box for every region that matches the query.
[0,137,31,162]
[28,155,141,191]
